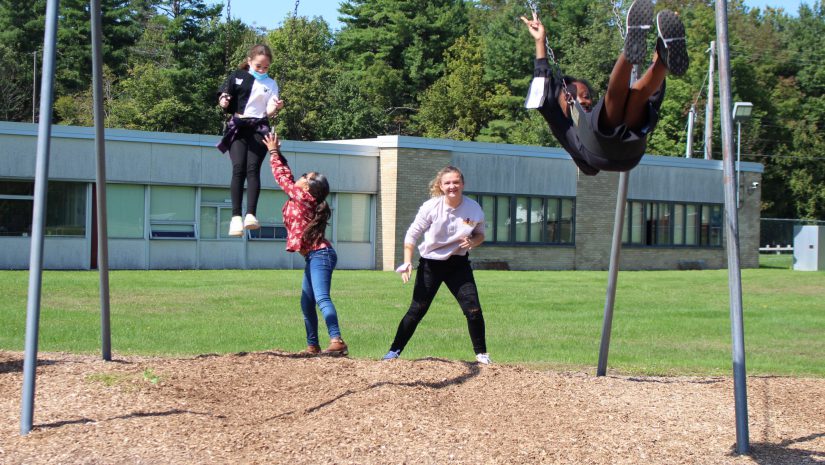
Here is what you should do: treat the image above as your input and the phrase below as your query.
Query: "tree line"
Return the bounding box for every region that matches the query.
[0,0,822,220]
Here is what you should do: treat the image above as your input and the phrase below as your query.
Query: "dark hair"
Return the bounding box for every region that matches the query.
[239,44,273,71]
[561,75,595,98]
[429,166,465,198]
[302,172,331,247]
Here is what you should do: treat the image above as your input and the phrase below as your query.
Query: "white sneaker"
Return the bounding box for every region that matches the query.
[475,353,491,365]
[243,213,260,230]
[228,215,244,237]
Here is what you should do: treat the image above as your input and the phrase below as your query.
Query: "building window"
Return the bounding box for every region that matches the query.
[624,200,723,247]
[0,180,35,236]
[149,186,196,238]
[107,184,145,238]
[247,189,288,241]
[199,187,234,240]
[466,193,575,245]
[336,193,371,242]
[1,180,86,237]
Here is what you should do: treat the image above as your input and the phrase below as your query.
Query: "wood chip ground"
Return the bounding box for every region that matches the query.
[1,350,823,464]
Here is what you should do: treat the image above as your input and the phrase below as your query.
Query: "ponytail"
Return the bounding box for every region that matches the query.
[301,172,331,247]
[302,200,331,247]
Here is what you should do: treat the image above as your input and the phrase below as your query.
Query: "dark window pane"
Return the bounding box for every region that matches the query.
[0,180,34,196]
[0,199,34,236]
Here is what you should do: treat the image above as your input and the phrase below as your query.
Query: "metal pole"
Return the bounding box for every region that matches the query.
[32,51,37,123]
[685,105,696,158]
[597,65,637,377]
[704,41,715,160]
[91,0,112,361]
[715,0,750,454]
[21,0,60,436]
[597,170,629,376]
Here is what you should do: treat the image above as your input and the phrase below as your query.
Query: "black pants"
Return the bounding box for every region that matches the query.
[390,255,487,355]
[228,127,267,216]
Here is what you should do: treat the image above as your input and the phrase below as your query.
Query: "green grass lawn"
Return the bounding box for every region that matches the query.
[759,252,793,270]
[1,266,822,377]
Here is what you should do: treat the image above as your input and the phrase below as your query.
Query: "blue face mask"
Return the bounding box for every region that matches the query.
[250,70,269,81]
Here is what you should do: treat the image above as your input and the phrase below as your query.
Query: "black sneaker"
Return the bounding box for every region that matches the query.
[656,10,689,76]
[624,0,654,65]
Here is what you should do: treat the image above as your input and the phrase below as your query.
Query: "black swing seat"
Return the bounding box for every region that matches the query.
[569,99,648,165]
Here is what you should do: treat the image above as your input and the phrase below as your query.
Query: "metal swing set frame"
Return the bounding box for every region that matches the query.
[22,0,750,454]
[528,0,749,453]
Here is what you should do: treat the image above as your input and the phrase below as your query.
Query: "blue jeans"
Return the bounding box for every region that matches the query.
[301,247,340,346]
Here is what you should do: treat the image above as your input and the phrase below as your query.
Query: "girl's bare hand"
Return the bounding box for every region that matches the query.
[218,93,231,109]
[263,132,280,151]
[520,11,546,41]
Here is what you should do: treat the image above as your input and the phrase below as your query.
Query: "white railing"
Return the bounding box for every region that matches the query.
[759,245,793,254]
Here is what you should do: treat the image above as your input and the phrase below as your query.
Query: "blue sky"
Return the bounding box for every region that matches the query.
[207,0,809,31]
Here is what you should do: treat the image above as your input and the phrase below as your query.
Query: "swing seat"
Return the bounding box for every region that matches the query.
[570,99,648,166]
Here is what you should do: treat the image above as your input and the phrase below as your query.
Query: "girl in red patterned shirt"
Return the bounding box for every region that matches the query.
[264,132,347,356]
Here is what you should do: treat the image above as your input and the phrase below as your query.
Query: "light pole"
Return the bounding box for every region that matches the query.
[732,102,753,207]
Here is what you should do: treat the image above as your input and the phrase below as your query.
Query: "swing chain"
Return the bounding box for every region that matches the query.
[612,0,626,40]
[280,0,301,86]
[526,1,575,105]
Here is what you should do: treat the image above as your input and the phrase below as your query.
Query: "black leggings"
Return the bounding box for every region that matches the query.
[390,255,487,355]
[228,128,268,216]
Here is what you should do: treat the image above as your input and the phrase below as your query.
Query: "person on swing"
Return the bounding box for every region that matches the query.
[521,0,688,175]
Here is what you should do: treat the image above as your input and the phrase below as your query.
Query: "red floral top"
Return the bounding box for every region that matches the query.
[269,150,330,255]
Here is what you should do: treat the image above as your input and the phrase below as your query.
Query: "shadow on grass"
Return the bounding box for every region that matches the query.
[265,357,483,421]
[738,432,825,465]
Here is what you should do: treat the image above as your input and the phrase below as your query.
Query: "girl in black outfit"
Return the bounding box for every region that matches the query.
[522,0,688,175]
[216,44,284,237]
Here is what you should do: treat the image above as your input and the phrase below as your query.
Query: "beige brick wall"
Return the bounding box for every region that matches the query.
[469,246,576,270]
[376,147,451,270]
[574,171,621,270]
[737,171,762,268]
[375,148,398,271]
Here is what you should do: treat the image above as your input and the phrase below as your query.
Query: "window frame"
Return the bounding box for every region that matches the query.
[148,185,198,240]
[465,192,576,246]
[624,199,724,248]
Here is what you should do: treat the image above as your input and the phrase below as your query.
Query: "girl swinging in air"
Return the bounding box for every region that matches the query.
[216,44,285,237]
[522,0,688,175]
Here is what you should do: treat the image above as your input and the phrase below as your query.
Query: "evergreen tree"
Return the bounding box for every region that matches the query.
[336,0,469,132]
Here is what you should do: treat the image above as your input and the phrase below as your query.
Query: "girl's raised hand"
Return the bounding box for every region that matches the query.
[520,11,546,41]
[263,132,281,152]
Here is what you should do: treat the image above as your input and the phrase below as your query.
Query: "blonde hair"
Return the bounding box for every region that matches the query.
[429,166,465,198]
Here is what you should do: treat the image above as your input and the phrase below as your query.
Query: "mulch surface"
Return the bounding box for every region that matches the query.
[1,350,824,464]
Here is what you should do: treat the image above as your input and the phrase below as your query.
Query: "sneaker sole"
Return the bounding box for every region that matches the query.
[624,0,654,65]
[228,230,244,237]
[243,223,260,230]
[657,10,689,76]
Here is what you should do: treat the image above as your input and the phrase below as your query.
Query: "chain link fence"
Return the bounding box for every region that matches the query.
[760,218,825,253]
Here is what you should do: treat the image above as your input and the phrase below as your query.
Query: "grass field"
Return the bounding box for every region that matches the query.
[758,252,793,269]
[1,259,822,377]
